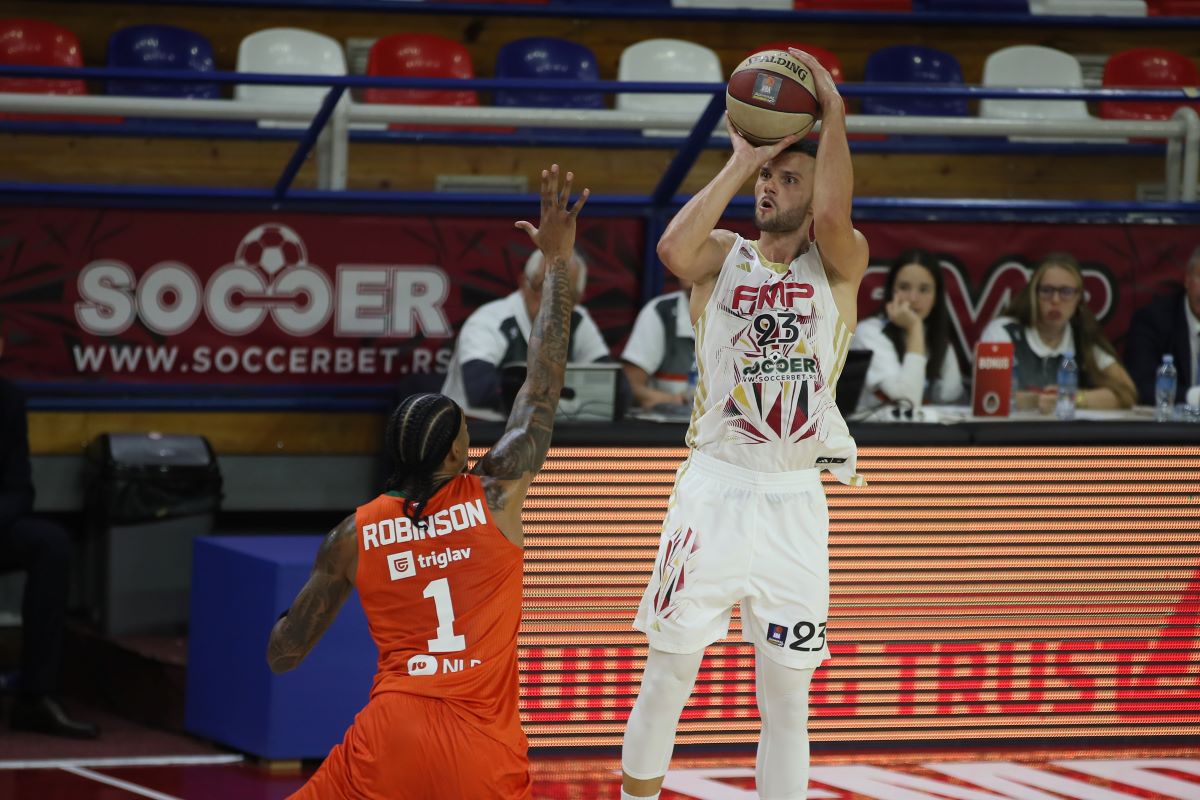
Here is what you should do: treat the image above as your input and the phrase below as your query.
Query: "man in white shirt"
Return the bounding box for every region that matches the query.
[440,248,613,421]
[1124,245,1200,405]
[620,282,695,409]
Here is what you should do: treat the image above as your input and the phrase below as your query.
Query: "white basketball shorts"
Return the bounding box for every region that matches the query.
[633,448,831,669]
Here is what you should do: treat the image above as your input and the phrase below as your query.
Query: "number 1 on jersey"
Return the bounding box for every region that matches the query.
[423,577,466,653]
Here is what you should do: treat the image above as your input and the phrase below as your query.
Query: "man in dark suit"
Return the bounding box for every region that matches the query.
[1125,247,1200,405]
[0,326,98,738]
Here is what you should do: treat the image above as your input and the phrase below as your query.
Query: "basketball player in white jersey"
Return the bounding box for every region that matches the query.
[620,50,868,800]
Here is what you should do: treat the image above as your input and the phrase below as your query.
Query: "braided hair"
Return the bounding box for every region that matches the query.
[384,393,463,520]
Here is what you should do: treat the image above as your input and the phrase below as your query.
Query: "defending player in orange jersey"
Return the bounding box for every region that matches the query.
[266,164,589,800]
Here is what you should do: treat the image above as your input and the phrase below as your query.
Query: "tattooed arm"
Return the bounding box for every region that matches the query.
[474,165,589,547]
[266,513,358,673]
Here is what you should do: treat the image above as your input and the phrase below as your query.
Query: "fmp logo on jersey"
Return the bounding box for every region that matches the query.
[388,551,416,581]
[732,281,814,314]
[767,623,788,647]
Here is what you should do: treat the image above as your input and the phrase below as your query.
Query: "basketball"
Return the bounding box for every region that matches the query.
[725,49,819,146]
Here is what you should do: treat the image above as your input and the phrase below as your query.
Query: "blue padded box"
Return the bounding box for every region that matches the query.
[185,536,376,759]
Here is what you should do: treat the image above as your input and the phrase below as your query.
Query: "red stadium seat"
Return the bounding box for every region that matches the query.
[750,42,844,83]
[0,18,85,96]
[1147,0,1200,12]
[0,18,118,123]
[365,33,478,108]
[364,33,483,132]
[1100,48,1200,120]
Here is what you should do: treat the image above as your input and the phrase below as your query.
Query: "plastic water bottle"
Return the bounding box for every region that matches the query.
[1055,352,1078,421]
[1156,355,1178,422]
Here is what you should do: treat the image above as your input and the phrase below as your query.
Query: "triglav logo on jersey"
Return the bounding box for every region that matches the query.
[719,276,830,445]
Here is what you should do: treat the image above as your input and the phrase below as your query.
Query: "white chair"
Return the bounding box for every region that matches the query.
[617,39,723,137]
[1029,0,1147,14]
[236,28,348,128]
[981,45,1092,122]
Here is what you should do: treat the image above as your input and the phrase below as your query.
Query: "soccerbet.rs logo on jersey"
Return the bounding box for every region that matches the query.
[731,280,819,383]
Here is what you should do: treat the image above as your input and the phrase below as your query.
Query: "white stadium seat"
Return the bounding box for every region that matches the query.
[617,38,723,137]
[236,28,348,128]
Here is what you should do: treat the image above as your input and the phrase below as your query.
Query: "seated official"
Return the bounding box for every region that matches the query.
[1124,245,1200,405]
[0,330,97,738]
[981,253,1136,413]
[620,281,695,410]
[851,249,963,413]
[441,248,613,421]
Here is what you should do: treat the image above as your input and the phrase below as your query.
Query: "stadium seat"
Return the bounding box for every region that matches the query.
[617,39,722,136]
[796,0,912,9]
[0,18,119,123]
[914,0,1028,9]
[673,0,791,8]
[494,37,603,108]
[107,24,219,99]
[981,45,1091,121]
[1100,48,1200,120]
[1147,0,1200,12]
[0,18,85,97]
[236,28,347,128]
[364,33,477,108]
[751,42,844,83]
[862,45,968,116]
[1028,0,1147,13]
[361,33,479,131]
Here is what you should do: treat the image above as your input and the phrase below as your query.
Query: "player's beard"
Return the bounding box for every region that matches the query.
[756,203,808,233]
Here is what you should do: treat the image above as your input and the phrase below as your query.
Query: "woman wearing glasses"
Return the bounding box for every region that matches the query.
[981,252,1136,413]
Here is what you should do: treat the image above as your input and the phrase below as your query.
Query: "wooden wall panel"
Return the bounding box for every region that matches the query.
[28,411,383,455]
[0,133,1166,199]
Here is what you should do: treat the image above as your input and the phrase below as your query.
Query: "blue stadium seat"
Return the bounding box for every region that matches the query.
[494,37,604,109]
[862,45,969,117]
[106,24,219,98]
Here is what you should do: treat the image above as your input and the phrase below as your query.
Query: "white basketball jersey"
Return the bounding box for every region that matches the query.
[686,235,862,485]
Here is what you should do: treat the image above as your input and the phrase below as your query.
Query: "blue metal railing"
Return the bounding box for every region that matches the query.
[4,64,1199,102]
[48,0,1200,28]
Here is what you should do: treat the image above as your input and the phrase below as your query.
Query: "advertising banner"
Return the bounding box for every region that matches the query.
[2,208,1195,388]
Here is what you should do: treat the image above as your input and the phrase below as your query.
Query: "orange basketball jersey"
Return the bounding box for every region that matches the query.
[354,473,526,751]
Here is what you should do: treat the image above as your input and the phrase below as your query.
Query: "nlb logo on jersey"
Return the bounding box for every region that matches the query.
[732,281,814,314]
[407,653,484,676]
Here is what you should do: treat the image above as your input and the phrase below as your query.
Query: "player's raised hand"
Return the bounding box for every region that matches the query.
[788,48,842,113]
[515,164,590,262]
[726,113,801,166]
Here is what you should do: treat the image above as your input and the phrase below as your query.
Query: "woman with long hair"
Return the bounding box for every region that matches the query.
[982,252,1136,412]
[851,249,963,412]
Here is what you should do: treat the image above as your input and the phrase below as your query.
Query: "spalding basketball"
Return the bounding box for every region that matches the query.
[725,49,819,146]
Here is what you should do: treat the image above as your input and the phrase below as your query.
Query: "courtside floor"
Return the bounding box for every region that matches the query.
[0,744,1197,799]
